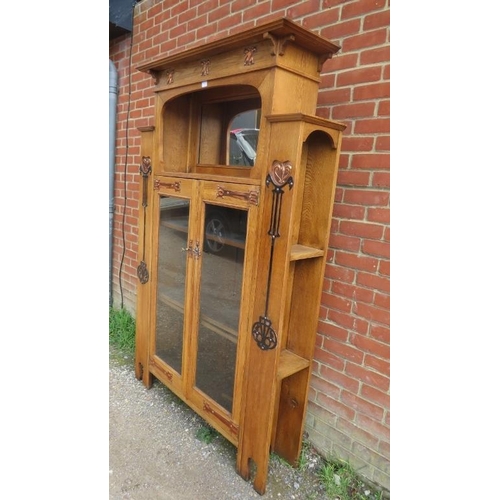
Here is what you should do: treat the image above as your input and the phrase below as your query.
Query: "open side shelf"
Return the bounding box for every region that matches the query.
[277,349,310,380]
[290,244,324,261]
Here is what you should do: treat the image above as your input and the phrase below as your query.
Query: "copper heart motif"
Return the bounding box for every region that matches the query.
[269,160,293,187]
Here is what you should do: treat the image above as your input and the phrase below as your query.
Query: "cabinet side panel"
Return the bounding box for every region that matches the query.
[163,94,191,172]
[135,128,155,385]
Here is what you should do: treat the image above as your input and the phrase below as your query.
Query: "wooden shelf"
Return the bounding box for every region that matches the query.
[161,220,246,249]
[158,292,238,344]
[290,244,324,261]
[277,350,310,380]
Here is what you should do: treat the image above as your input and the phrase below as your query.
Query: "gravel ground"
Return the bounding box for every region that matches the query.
[109,346,332,500]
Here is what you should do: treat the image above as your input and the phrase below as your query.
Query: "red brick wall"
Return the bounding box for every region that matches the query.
[110,0,390,491]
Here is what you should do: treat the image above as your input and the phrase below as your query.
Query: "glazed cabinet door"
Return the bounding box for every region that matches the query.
[149,176,260,443]
[187,180,260,440]
[150,177,200,396]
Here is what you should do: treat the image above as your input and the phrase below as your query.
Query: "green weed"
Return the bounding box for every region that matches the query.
[318,458,383,500]
[109,307,136,353]
[196,424,218,444]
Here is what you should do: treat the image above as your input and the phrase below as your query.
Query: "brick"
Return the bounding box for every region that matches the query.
[337,67,382,87]
[208,4,230,22]
[286,0,321,18]
[378,260,389,277]
[302,8,340,30]
[329,233,362,252]
[307,400,338,426]
[362,240,390,259]
[218,11,243,30]
[341,390,384,420]
[378,100,390,116]
[339,220,384,239]
[373,292,389,310]
[338,153,350,169]
[378,439,390,458]
[314,345,346,371]
[332,281,374,304]
[309,372,342,399]
[179,6,197,24]
[317,87,351,105]
[346,363,389,395]
[353,82,390,100]
[177,30,197,47]
[367,207,389,224]
[370,324,390,343]
[317,392,355,420]
[360,46,390,65]
[321,18,361,39]
[356,271,390,294]
[319,72,335,88]
[197,23,218,39]
[351,153,390,170]
[337,416,379,449]
[323,336,364,364]
[342,29,388,52]
[333,203,367,220]
[272,0,298,8]
[188,13,208,31]
[372,172,390,188]
[242,1,271,21]
[321,364,360,394]
[324,262,355,283]
[363,9,391,30]
[354,118,390,134]
[323,0,347,7]
[341,0,387,20]
[344,188,389,206]
[351,333,389,360]
[337,169,371,186]
[364,354,389,377]
[335,251,379,274]
[352,442,389,475]
[353,302,390,327]
[197,0,218,15]
[361,384,389,410]
[375,135,389,150]
[340,136,374,152]
[147,2,163,19]
[321,52,358,73]
[171,0,189,17]
[168,24,187,38]
[332,101,376,119]
[322,291,352,313]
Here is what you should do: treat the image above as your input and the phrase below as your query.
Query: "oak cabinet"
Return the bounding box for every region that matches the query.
[135,18,345,494]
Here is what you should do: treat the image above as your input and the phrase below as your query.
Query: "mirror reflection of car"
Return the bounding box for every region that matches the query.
[160,198,247,254]
[229,128,259,166]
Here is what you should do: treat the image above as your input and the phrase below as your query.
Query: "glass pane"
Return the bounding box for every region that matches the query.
[196,204,248,412]
[155,196,190,374]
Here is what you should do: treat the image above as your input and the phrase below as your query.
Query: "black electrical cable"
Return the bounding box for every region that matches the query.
[117,5,136,310]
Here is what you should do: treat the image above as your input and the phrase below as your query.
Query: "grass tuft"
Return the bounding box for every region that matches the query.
[318,458,383,499]
[196,424,218,444]
[109,307,136,353]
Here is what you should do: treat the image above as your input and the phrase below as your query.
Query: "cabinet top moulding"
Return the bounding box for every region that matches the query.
[136,17,341,75]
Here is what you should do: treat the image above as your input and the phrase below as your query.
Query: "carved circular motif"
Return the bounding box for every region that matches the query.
[137,261,149,284]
